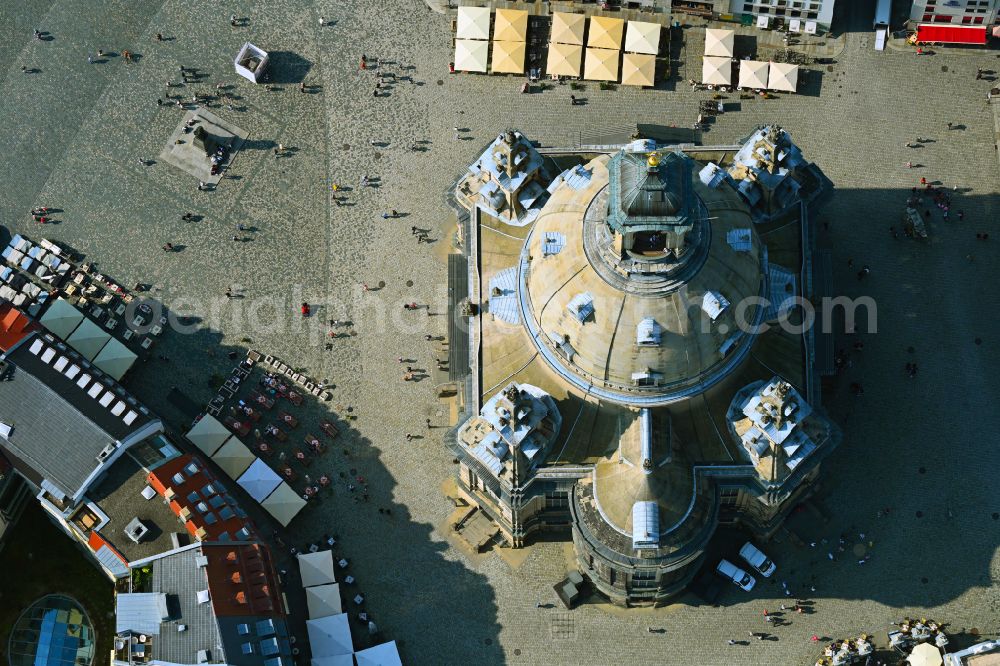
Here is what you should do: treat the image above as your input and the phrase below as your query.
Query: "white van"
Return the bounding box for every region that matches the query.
[739,542,777,577]
[716,559,756,591]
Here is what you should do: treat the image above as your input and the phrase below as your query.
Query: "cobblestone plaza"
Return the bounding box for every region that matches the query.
[1,1,999,664]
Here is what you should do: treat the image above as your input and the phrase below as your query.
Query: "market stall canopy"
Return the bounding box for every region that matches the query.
[906,643,943,666]
[704,28,735,58]
[456,6,491,40]
[92,338,137,380]
[620,52,655,86]
[261,481,307,527]
[584,47,620,82]
[624,21,661,55]
[210,436,255,479]
[494,8,528,42]
[66,318,111,360]
[306,614,353,658]
[236,457,282,503]
[550,12,585,45]
[185,414,232,457]
[311,658,353,666]
[354,641,404,666]
[305,583,342,619]
[702,56,732,86]
[916,23,987,45]
[39,298,84,339]
[491,40,526,74]
[588,16,624,50]
[546,42,583,77]
[767,61,798,92]
[298,551,337,588]
[738,59,769,89]
[454,39,489,72]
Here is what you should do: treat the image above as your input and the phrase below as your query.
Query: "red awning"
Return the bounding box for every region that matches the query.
[916,24,988,45]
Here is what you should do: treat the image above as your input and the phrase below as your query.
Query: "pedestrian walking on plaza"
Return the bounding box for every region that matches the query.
[727,639,736,645]
[426,418,432,429]
[230,14,238,26]
[87,55,93,64]
[906,161,912,169]
[405,433,412,441]
[300,82,306,93]
[947,121,953,130]
[570,94,576,105]
[319,16,325,26]
[162,243,174,252]
[411,226,417,235]
[225,287,233,299]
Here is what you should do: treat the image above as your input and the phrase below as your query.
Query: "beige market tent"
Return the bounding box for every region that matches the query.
[40,298,84,339]
[185,415,232,457]
[305,583,342,619]
[261,481,307,527]
[621,52,655,87]
[92,338,138,380]
[456,6,491,41]
[298,551,337,588]
[66,318,112,360]
[454,39,489,73]
[491,40,526,74]
[550,12,585,45]
[624,21,661,55]
[546,42,583,77]
[588,16,624,50]
[493,8,528,42]
[584,47,620,82]
[767,61,799,92]
[738,60,769,89]
[702,56,732,86]
[704,28,735,58]
[210,437,255,479]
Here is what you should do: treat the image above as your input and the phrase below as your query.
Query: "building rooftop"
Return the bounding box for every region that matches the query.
[0,331,160,501]
[81,454,187,564]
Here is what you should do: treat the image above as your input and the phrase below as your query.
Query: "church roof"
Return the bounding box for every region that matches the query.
[606,150,695,234]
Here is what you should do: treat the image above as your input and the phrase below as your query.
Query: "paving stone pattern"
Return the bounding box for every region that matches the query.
[1,0,999,664]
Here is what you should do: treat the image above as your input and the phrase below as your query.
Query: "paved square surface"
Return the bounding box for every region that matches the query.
[1,1,999,665]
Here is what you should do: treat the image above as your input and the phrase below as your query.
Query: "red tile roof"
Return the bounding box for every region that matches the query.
[148,455,258,543]
[0,304,40,352]
[202,543,285,617]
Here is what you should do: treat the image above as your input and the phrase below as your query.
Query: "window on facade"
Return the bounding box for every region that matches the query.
[974,15,985,22]
[720,488,739,506]
[544,491,568,509]
[631,569,657,589]
[962,15,973,22]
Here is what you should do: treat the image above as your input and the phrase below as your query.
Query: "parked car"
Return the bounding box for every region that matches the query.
[739,542,777,577]
[716,559,756,591]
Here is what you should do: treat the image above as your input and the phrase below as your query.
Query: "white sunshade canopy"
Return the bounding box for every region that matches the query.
[906,643,943,666]
[547,42,583,77]
[66,318,111,360]
[298,551,337,588]
[261,481,307,527]
[210,437,256,479]
[354,641,404,666]
[767,62,799,92]
[40,298,84,339]
[739,60,769,89]
[236,457,282,503]
[306,614,353,658]
[311,657,353,666]
[702,56,732,86]
[624,21,661,55]
[550,12,585,45]
[186,414,233,457]
[305,583,342,619]
[456,6,491,40]
[454,39,489,72]
[704,28,735,58]
[92,337,138,380]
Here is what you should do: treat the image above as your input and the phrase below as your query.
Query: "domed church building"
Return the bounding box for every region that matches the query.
[452,126,840,607]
